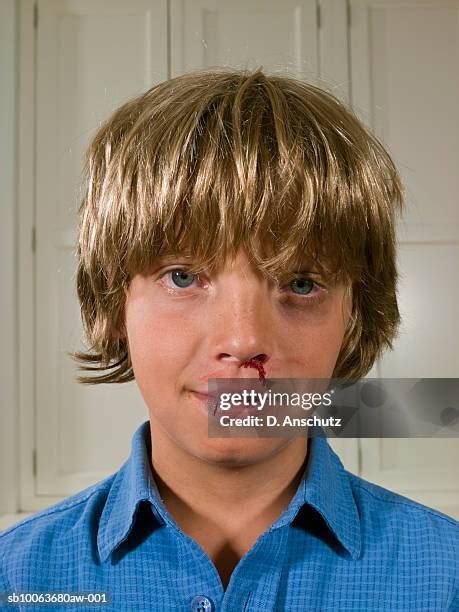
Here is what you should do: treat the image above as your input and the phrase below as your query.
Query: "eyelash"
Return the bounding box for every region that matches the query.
[158,267,326,304]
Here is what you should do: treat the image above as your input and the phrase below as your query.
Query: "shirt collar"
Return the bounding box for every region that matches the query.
[269,433,362,560]
[97,421,170,563]
[97,421,361,563]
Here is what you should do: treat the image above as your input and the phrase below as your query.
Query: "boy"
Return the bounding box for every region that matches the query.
[1,68,457,611]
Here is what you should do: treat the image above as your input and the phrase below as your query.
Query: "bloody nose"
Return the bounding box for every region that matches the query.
[241,358,267,383]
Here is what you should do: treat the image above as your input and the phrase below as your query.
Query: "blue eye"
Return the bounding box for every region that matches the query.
[290,278,314,296]
[170,270,196,288]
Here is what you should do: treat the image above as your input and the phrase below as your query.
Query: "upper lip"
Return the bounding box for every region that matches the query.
[192,382,268,398]
[192,367,270,393]
[192,388,240,397]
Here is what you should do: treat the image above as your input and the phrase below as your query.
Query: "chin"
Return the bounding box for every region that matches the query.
[196,436,289,466]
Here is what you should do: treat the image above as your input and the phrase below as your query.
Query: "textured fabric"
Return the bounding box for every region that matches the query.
[1,420,457,611]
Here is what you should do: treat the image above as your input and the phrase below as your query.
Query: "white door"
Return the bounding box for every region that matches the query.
[170,0,318,79]
[32,0,168,506]
[350,0,459,518]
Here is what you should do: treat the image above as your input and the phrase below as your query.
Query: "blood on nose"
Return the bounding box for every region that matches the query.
[241,358,267,383]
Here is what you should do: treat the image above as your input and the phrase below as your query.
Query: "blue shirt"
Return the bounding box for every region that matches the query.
[1,421,458,611]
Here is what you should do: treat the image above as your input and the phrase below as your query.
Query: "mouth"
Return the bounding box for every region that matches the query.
[190,390,222,413]
[189,390,218,410]
[190,389,264,417]
[190,390,216,402]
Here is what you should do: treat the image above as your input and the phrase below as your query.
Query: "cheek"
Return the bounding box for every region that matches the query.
[286,308,348,376]
[125,297,191,380]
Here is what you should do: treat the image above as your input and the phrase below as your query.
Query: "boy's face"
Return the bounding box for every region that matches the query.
[124,247,352,466]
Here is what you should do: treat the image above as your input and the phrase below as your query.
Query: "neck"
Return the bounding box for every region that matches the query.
[148,421,309,533]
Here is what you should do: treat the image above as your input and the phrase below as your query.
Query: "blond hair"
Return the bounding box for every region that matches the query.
[69,67,404,384]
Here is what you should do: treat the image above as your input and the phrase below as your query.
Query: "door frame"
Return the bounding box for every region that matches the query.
[0,0,20,516]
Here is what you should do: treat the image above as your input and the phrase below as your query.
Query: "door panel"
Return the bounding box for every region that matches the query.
[35,0,168,499]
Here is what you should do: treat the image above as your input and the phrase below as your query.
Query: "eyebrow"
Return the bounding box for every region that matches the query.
[156,253,193,262]
[149,252,331,279]
[148,252,195,268]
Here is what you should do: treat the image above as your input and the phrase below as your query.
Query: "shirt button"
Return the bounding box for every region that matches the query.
[190,595,214,611]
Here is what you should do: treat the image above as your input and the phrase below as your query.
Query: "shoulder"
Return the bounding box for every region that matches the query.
[348,469,458,526]
[0,474,116,543]
[346,469,458,559]
[342,470,459,608]
[0,473,116,588]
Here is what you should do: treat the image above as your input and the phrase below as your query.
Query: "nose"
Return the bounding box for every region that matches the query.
[209,286,273,372]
